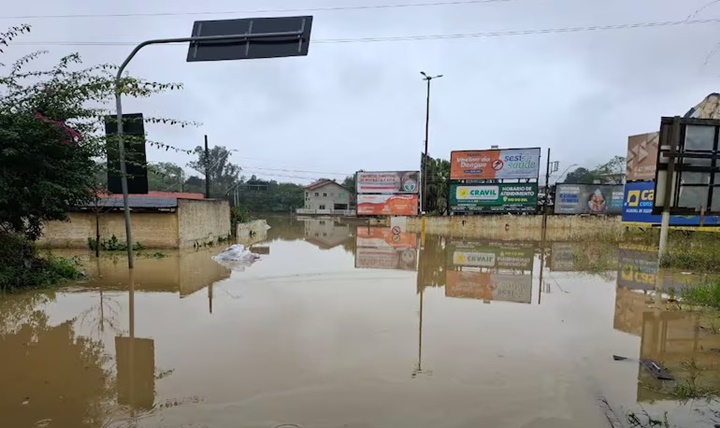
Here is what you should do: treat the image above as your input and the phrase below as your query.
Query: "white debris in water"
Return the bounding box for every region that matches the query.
[212,244,261,271]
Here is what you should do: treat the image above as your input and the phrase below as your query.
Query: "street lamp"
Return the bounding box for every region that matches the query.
[555,163,579,183]
[420,71,443,214]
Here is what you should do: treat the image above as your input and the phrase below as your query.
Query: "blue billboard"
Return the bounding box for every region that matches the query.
[622,181,720,226]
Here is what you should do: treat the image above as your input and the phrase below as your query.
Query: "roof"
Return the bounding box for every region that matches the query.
[305,179,349,192]
[85,196,178,209]
[97,191,205,200]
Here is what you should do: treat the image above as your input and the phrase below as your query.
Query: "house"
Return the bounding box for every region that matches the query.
[296,179,354,216]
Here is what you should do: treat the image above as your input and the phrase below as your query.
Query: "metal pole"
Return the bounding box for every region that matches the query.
[658,117,681,258]
[542,148,551,241]
[112,30,305,269]
[204,135,210,198]
[422,78,431,214]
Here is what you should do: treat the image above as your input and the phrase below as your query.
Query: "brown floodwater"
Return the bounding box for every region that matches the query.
[2,216,720,428]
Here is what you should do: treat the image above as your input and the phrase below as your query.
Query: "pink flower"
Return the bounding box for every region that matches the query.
[35,112,82,145]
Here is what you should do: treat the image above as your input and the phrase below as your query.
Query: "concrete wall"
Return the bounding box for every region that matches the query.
[177,198,231,249]
[406,215,623,241]
[39,211,179,249]
[305,183,352,210]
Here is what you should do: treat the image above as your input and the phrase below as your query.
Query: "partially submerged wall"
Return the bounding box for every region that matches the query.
[236,219,270,242]
[406,215,623,241]
[177,199,231,249]
[39,211,179,249]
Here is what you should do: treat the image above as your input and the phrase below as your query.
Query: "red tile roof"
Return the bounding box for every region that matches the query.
[97,191,205,200]
[305,179,348,192]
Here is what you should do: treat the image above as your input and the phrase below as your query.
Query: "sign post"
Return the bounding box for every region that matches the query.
[113,15,314,268]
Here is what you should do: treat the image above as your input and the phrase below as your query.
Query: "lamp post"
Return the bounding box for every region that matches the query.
[420,71,443,214]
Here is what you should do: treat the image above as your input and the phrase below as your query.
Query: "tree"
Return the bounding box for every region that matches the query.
[187,145,241,197]
[424,157,450,214]
[0,24,191,288]
[563,167,598,184]
[148,162,186,192]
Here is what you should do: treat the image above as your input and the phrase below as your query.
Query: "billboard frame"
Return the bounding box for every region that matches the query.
[449,182,538,214]
[449,146,542,182]
[553,183,625,215]
[355,170,420,194]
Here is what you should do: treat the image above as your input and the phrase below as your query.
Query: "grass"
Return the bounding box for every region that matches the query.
[683,281,720,310]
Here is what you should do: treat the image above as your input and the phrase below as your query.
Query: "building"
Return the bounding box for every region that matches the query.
[296,179,354,216]
[39,192,231,249]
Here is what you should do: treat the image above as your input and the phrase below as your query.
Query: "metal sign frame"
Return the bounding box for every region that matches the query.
[652,116,720,216]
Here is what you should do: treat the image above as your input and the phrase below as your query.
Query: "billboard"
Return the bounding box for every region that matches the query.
[626,132,659,182]
[622,181,720,226]
[445,271,532,304]
[357,194,418,216]
[447,241,535,270]
[449,183,537,213]
[549,242,578,272]
[554,184,624,215]
[356,171,420,194]
[450,148,541,180]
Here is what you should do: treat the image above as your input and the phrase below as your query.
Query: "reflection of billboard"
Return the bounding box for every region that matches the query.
[115,337,155,410]
[622,181,720,225]
[355,247,418,271]
[356,227,417,248]
[450,148,541,180]
[449,183,538,213]
[445,271,532,304]
[447,241,534,270]
[356,171,420,194]
[355,227,418,271]
[550,242,578,271]
[357,194,418,216]
[626,132,659,182]
[617,247,659,291]
[554,184,624,215]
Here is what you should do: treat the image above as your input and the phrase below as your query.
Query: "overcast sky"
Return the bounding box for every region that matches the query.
[2,0,719,184]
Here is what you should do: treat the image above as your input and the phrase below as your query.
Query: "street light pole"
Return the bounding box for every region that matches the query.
[420,71,443,214]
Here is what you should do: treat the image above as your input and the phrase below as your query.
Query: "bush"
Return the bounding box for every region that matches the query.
[0,233,83,291]
[683,281,720,309]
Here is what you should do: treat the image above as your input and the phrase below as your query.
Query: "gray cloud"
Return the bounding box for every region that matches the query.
[2,0,719,182]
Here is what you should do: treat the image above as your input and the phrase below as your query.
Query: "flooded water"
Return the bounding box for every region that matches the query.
[2,216,720,428]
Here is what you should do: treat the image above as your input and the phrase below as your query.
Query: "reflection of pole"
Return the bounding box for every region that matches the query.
[413,288,425,378]
[209,283,213,314]
[204,135,211,198]
[659,117,680,258]
[538,249,546,305]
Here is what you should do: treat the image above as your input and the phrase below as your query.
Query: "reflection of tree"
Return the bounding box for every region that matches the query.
[0,305,113,427]
[77,290,124,340]
[265,215,305,242]
[417,234,447,292]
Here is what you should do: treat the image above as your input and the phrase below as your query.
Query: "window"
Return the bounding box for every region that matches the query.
[323,193,327,197]
[315,192,319,197]
[319,204,326,210]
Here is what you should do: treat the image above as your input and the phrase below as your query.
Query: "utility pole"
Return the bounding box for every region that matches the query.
[204,135,210,198]
[542,148,551,241]
[420,71,443,214]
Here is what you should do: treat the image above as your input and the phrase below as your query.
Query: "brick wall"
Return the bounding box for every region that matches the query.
[39,211,179,249]
[177,199,231,248]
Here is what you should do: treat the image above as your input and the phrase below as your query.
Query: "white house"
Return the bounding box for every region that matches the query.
[296,179,354,216]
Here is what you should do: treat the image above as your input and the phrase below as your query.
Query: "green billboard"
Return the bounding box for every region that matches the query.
[449,183,538,213]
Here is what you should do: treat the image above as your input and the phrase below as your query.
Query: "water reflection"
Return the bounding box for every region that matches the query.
[6,215,720,427]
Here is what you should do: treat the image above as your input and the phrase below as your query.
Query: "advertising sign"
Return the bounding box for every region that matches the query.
[449,183,538,213]
[554,184,624,215]
[357,194,419,216]
[355,247,418,271]
[622,181,720,226]
[356,227,417,248]
[626,132,659,182]
[450,148,541,180]
[447,241,535,270]
[445,271,532,304]
[356,171,420,194]
[617,246,659,291]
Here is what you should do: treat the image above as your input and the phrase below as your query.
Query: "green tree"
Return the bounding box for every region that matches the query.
[563,167,598,184]
[0,24,190,289]
[187,145,241,196]
[148,162,186,192]
[562,156,627,184]
[425,157,450,214]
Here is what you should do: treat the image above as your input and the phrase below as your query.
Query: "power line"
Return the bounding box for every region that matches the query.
[239,165,350,176]
[10,18,720,48]
[0,0,514,20]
